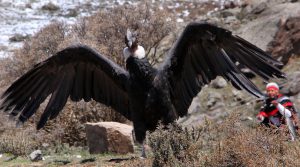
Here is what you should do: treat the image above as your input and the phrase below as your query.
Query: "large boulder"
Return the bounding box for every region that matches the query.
[85,122,134,154]
[236,1,300,52]
[267,16,300,64]
[280,71,300,96]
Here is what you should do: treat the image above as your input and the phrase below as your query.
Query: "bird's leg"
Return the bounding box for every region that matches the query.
[132,122,147,158]
[141,141,146,159]
[162,99,178,124]
[131,129,147,158]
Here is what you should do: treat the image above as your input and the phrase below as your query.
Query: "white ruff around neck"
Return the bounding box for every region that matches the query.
[123,45,145,60]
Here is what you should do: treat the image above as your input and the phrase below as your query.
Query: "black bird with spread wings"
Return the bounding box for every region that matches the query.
[0,22,284,156]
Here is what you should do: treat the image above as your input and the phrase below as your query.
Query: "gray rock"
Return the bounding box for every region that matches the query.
[232,90,247,104]
[9,34,30,42]
[188,96,202,114]
[267,16,300,65]
[251,2,268,14]
[41,2,60,11]
[236,2,300,51]
[211,77,228,89]
[223,0,238,9]
[220,11,235,18]
[29,150,42,162]
[281,72,300,96]
[206,92,224,110]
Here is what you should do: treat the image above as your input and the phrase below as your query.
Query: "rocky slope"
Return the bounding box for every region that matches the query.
[179,0,300,127]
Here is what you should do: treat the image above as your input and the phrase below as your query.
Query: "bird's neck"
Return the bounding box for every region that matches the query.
[123,45,146,60]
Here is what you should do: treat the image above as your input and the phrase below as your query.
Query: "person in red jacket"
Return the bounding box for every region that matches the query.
[257,82,298,129]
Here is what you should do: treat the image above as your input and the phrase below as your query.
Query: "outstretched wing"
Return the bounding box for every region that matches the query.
[159,22,285,117]
[0,45,130,129]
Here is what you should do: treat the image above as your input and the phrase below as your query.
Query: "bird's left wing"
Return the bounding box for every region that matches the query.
[159,22,285,117]
[0,45,131,129]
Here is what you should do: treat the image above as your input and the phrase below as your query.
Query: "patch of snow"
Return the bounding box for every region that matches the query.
[0,0,233,57]
[182,10,190,17]
[176,18,184,23]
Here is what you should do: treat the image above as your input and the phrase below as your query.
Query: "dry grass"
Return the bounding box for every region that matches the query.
[147,111,300,167]
[0,128,40,156]
[1,111,300,166]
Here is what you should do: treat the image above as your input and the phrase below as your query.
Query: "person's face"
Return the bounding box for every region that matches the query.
[267,88,279,98]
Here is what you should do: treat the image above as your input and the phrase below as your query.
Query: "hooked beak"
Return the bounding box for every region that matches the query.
[125,29,137,49]
[128,41,133,48]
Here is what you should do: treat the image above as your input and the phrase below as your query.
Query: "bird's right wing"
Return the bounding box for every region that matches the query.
[0,45,130,129]
[158,22,285,117]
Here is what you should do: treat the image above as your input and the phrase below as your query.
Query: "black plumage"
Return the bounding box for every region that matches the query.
[0,22,285,145]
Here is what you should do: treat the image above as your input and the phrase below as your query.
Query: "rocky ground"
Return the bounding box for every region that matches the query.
[0,0,300,166]
[179,0,300,128]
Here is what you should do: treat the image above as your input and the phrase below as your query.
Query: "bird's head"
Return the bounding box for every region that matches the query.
[125,29,138,51]
[123,29,145,60]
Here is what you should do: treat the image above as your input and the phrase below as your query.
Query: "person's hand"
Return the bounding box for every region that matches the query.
[271,100,278,106]
[257,114,265,122]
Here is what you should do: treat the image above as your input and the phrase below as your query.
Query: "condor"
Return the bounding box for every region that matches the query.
[0,22,285,157]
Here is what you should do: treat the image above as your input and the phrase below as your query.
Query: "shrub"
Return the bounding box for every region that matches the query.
[0,127,40,156]
[148,121,211,167]
[148,112,300,167]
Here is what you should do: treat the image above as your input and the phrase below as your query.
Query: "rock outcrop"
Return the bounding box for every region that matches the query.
[179,0,300,128]
[280,71,300,96]
[236,1,300,52]
[267,16,300,65]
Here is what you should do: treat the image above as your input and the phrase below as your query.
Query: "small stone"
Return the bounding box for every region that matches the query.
[9,34,30,42]
[251,2,267,15]
[29,150,42,162]
[211,77,227,89]
[41,2,60,11]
